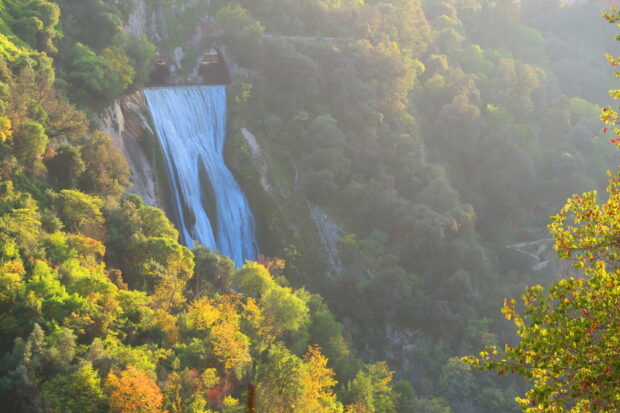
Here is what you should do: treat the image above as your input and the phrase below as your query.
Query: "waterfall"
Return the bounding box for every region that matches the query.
[144,86,258,267]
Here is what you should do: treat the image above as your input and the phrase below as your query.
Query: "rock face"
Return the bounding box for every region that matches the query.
[126,0,147,38]
[98,92,160,207]
[126,0,167,43]
[507,238,579,279]
[241,128,275,196]
[309,206,343,276]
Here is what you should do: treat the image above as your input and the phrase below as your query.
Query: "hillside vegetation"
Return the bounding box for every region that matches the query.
[214,0,619,411]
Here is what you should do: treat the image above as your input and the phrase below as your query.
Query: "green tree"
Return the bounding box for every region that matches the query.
[57,189,104,234]
[79,131,129,199]
[233,262,277,297]
[344,362,398,413]
[256,343,305,412]
[46,145,85,189]
[12,120,48,167]
[215,4,264,67]
[66,43,135,106]
[43,363,106,413]
[438,358,475,404]
[118,34,156,90]
[260,285,309,337]
[191,245,235,295]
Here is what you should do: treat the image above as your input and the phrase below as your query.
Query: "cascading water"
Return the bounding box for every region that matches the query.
[144,86,258,267]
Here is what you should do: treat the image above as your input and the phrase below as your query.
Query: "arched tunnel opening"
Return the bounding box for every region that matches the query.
[147,56,170,86]
[147,48,231,87]
[199,48,231,85]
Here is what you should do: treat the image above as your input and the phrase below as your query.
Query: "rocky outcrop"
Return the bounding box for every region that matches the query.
[507,238,579,278]
[241,128,276,195]
[126,0,147,38]
[309,206,343,276]
[98,92,160,207]
[126,0,166,43]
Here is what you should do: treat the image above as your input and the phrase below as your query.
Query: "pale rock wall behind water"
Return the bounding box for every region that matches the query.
[98,91,160,207]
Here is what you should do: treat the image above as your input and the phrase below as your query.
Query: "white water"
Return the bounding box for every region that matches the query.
[144,86,258,267]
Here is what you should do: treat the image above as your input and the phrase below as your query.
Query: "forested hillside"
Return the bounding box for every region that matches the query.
[217,0,619,411]
[0,0,617,412]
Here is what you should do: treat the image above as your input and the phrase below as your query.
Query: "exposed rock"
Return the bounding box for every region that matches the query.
[384,324,420,375]
[507,238,579,278]
[241,128,276,196]
[174,47,185,71]
[154,7,169,43]
[126,0,147,38]
[98,92,160,207]
[309,206,342,276]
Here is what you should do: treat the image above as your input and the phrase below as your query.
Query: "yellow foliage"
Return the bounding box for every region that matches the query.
[211,320,252,371]
[216,293,242,325]
[222,395,239,408]
[152,274,188,311]
[0,259,25,301]
[344,403,371,413]
[187,296,221,330]
[67,234,106,261]
[242,297,276,348]
[299,345,339,413]
[153,309,179,346]
[199,368,219,393]
[106,367,165,413]
[0,116,12,142]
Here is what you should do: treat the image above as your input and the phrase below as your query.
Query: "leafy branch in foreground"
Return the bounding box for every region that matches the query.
[464,256,620,411]
[465,172,620,411]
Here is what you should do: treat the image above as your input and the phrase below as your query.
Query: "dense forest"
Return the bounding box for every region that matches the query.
[0,0,619,412]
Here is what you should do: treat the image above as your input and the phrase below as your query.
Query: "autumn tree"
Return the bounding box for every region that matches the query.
[299,345,341,413]
[256,343,341,413]
[107,366,165,413]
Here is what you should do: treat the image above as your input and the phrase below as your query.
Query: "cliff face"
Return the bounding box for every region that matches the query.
[126,0,148,38]
[99,92,160,207]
